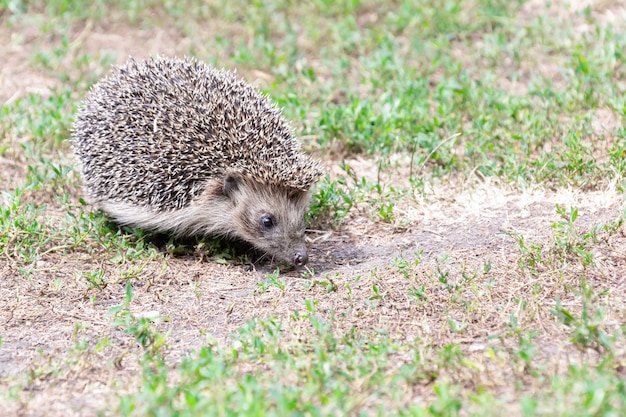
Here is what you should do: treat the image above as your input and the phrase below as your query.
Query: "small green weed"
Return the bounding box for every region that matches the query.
[108,281,170,357]
[503,230,544,272]
[551,278,613,354]
[307,174,358,228]
[255,268,286,294]
[551,205,599,266]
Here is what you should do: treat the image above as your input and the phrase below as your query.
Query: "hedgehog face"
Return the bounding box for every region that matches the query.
[223,174,311,267]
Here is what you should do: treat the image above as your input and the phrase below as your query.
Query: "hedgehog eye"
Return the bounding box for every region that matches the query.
[260,214,276,230]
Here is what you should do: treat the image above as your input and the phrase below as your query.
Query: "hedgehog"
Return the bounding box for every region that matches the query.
[71,56,323,267]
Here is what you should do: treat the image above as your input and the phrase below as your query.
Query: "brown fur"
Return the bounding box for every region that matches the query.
[97,173,311,266]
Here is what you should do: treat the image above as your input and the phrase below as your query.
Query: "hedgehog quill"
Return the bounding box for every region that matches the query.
[71,56,323,267]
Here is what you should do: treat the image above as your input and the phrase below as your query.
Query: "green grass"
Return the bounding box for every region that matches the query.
[1,0,626,416]
[113,296,625,416]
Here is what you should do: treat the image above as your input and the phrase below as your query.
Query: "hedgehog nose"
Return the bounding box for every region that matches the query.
[294,251,308,267]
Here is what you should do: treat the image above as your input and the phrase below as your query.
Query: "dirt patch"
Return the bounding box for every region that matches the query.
[0,24,59,104]
[0,19,188,104]
[520,0,626,27]
[319,172,624,267]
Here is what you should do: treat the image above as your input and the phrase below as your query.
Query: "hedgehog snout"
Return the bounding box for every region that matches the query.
[293,250,308,267]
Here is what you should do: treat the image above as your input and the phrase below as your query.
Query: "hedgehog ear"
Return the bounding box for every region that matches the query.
[222,173,241,199]
[287,188,308,200]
